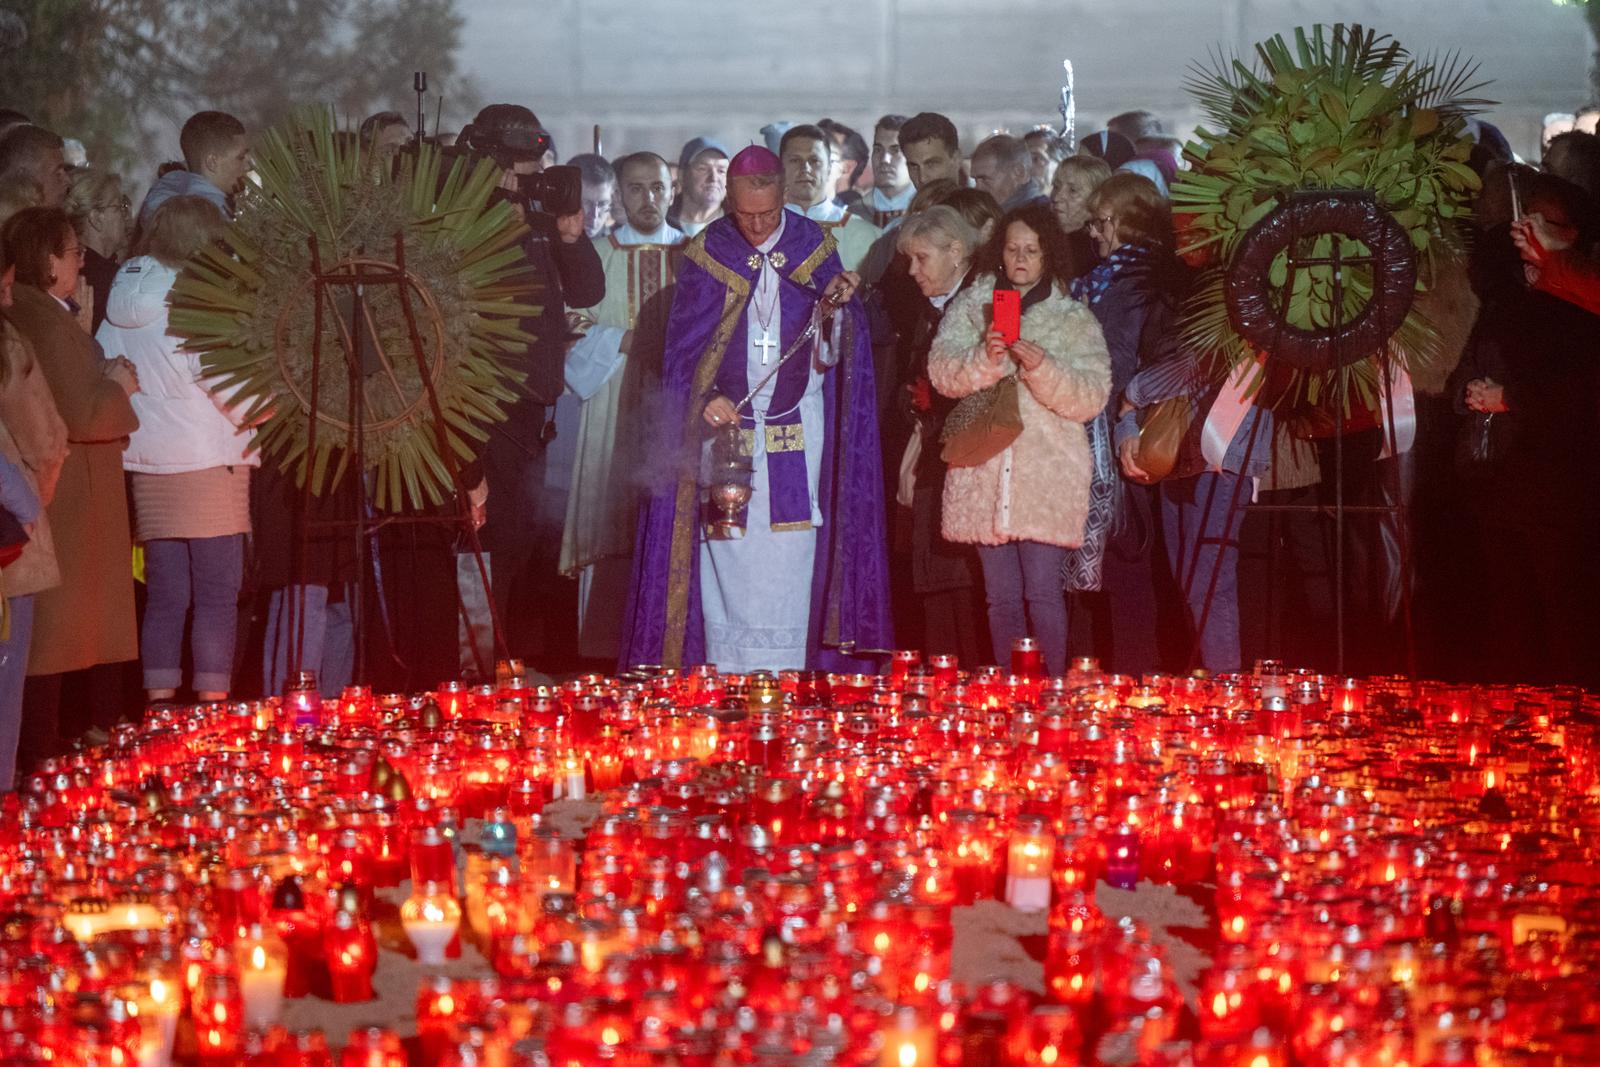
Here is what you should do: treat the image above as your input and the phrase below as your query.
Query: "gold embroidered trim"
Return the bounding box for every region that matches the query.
[599,241,679,328]
[685,234,751,296]
[771,520,814,533]
[789,231,837,285]
[768,423,804,453]
[740,424,805,454]
[663,262,751,666]
[608,233,686,253]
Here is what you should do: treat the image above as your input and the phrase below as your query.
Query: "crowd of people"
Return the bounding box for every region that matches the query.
[0,93,1597,790]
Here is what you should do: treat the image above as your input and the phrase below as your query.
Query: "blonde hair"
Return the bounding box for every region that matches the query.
[1086,171,1172,247]
[1052,154,1113,195]
[66,170,124,227]
[896,204,980,260]
[0,173,42,229]
[136,195,227,268]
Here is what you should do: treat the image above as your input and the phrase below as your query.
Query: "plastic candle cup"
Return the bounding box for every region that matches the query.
[1005,816,1055,912]
[401,881,462,966]
[1011,637,1044,679]
[135,971,180,1067]
[879,1004,936,1066]
[284,670,322,728]
[236,924,289,1030]
[324,910,376,1003]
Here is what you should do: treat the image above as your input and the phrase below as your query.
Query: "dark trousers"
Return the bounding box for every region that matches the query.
[479,412,553,665]
[1471,506,1590,686]
[1239,485,1334,670]
[364,526,462,692]
[920,585,987,667]
[17,662,133,775]
[1162,472,1249,673]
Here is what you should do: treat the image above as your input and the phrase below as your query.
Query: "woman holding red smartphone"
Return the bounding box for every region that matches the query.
[928,203,1110,675]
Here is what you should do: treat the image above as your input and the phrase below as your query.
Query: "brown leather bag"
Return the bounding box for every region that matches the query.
[1127,396,1192,484]
[940,375,1023,468]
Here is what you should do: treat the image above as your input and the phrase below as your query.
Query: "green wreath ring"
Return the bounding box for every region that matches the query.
[170,109,541,512]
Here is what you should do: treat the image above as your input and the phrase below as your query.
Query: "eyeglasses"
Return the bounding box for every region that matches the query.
[1085,216,1115,232]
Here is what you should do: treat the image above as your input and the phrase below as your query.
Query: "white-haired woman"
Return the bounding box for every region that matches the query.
[895,205,991,662]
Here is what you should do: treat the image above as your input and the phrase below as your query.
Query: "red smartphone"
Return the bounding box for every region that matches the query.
[992,289,1021,345]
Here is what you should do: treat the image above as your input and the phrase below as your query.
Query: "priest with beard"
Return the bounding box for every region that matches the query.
[619,146,892,672]
[560,151,685,659]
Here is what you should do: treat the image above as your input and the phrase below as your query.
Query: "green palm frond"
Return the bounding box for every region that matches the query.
[170,107,541,512]
[1171,22,1492,417]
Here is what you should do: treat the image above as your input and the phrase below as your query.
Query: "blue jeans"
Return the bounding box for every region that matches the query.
[142,536,245,693]
[0,595,35,792]
[1162,472,1248,672]
[976,541,1069,675]
[263,584,355,697]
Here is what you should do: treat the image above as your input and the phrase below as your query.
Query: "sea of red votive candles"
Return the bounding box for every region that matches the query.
[1,648,1598,1066]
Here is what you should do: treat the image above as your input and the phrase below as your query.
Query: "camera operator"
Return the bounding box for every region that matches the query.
[463,104,604,666]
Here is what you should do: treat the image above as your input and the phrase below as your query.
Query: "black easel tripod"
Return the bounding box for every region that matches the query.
[282,231,507,689]
[1186,188,1419,677]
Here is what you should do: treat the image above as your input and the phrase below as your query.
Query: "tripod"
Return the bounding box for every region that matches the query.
[280,231,507,691]
[1188,189,1417,677]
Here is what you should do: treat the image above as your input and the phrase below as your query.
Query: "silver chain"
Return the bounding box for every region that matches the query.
[729,307,824,419]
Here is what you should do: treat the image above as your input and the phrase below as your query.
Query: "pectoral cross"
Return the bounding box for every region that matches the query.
[755,328,778,365]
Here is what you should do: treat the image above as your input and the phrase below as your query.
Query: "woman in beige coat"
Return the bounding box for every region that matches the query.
[0,207,139,763]
[0,311,68,789]
[928,203,1110,675]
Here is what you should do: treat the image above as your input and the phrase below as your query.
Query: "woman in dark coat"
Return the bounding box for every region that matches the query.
[1448,176,1600,686]
[1069,172,1186,675]
[893,204,989,664]
[65,170,131,332]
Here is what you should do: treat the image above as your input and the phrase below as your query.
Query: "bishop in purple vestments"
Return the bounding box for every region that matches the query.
[619,147,892,671]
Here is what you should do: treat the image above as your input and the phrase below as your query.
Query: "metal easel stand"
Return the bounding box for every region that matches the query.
[1226,189,1418,678]
[285,231,507,689]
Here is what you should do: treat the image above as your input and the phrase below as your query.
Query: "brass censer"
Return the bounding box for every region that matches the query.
[707,422,754,540]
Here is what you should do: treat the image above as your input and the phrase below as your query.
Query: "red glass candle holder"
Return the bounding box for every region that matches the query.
[322,911,375,1003]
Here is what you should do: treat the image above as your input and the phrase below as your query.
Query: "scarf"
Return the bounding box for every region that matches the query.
[1061,246,1153,592]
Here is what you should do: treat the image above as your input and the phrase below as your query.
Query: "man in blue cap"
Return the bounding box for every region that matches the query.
[667,136,729,238]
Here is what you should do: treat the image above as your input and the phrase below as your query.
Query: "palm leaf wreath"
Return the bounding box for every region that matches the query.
[1171,23,1491,418]
[169,108,539,511]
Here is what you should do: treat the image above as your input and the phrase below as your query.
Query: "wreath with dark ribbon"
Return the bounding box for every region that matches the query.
[1224,193,1418,372]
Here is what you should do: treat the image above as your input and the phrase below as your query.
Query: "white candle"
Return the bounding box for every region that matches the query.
[402,882,462,966]
[403,906,460,965]
[559,758,586,801]
[136,978,179,1067]
[239,943,287,1029]
[1006,817,1056,912]
[1004,873,1052,912]
[111,902,165,933]
[63,909,104,942]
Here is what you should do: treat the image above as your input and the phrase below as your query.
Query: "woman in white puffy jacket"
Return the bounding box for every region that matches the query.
[96,196,256,702]
[928,202,1111,676]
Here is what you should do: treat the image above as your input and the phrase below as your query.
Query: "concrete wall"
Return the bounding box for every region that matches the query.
[456,0,1593,163]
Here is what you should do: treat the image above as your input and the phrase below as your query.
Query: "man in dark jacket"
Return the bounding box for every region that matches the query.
[466,105,605,670]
